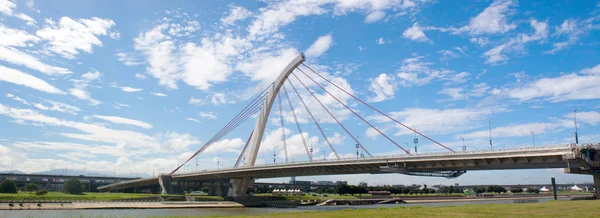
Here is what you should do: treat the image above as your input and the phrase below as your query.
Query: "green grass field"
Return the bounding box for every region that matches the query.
[162,200,600,218]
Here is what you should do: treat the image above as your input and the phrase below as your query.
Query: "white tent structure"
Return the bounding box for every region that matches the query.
[571,185,583,192]
[540,186,550,192]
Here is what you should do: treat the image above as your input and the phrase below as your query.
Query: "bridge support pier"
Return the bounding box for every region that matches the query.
[158,175,174,194]
[228,178,253,197]
[594,173,599,199]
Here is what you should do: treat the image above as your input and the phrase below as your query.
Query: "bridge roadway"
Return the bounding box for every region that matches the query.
[98,144,599,193]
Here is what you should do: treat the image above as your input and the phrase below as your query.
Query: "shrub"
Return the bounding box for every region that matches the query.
[0,179,18,193]
[62,178,84,194]
[35,189,49,195]
[26,183,38,193]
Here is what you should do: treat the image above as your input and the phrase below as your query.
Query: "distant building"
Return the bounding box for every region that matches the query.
[336,181,348,185]
[571,185,583,192]
[540,186,550,192]
[315,181,335,186]
[358,182,368,187]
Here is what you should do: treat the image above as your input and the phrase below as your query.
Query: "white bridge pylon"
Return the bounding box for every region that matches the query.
[244,53,306,167]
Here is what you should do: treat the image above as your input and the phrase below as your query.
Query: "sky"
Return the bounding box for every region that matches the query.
[0,0,599,186]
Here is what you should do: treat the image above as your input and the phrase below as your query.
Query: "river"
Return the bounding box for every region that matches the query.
[0,196,569,218]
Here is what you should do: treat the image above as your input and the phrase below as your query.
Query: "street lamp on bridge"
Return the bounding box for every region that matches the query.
[460,137,466,151]
[310,140,315,161]
[356,136,361,159]
[530,131,535,147]
[489,120,494,149]
[573,108,581,144]
[321,151,326,160]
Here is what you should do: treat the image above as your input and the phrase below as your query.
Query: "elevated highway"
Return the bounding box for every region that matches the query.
[99,144,600,196]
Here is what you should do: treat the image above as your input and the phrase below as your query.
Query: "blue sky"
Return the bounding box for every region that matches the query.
[1,0,599,186]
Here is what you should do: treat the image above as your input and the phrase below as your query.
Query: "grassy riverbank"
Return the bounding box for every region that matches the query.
[0,192,222,201]
[164,200,599,218]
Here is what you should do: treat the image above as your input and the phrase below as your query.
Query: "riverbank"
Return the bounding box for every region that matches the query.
[0,192,223,201]
[182,200,600,218]
[0,201,242,210]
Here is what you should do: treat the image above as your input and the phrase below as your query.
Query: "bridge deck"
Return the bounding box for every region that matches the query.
[99,145,587,191]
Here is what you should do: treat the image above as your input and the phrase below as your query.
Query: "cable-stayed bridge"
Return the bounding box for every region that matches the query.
[98,54,600,198]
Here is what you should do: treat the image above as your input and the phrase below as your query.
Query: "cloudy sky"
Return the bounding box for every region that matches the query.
[1,0,599,186]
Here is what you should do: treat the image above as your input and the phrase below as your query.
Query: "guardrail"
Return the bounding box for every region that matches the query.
[172,143,591,176]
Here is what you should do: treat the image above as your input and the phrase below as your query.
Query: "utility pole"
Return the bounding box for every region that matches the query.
[574,109,580,143]
[530,131,535,147]
[460,137,466,151]
[489,120,494,149]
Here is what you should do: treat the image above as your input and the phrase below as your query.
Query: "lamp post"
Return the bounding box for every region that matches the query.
[530,131,535,147]
[573,108,581,144]
[321,151,326,160]
[273,145,278,163]
[310,141,315,162]
[356,136,361,159]
[488,120,494,149]
[217,154,220,170]
[460,137,466,151]
[413,130,418,154]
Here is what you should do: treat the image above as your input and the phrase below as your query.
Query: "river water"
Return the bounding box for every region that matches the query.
[0,197,569,218]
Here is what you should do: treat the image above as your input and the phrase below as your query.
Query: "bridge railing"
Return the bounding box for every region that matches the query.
[176,143,582,175]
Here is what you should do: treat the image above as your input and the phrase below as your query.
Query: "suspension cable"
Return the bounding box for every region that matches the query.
[302,63,455,153]
[277,94,289,163]
[296,69,411,155]
[286,79,340,160]
[234,131,253,168]
[169,86,271,176]
[282,84,312,161]
[290,72,373,157]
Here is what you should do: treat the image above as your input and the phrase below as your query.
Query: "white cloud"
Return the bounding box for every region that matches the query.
[496,64,600,103]
[120,86,143,92]
[454,0,516,35]
[36,17,116,59]
[116,52,144,66]
[0,46,71,75]
[188,97,202,105]
[402,23,428,42]
[377,37,386,44]
[91,115,153,129]
[34,99,81,115]
[211,92,233,105]
[545,17,597,54]
[0,64,65,94]
[69,70,102,105]
[159,132,200,151]
[204,138,244,153]
[438,83,489,101]
[367,73,397,102]
[459,120,571,139]
[368,106,509,136]
[186,117,200,123]
[199,111,218,120]
[364,11,385,23]
[221,5,253,26]
[151,92,167,97]
[0,25,39,47]
[0,0,36,25]
[483,20,548,64]
[395,56,463,87]
[135,73,146,79]
[305,34,333,58]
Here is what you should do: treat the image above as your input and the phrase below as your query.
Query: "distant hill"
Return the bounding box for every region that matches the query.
[0,170,26,174]
[1,169,146,178]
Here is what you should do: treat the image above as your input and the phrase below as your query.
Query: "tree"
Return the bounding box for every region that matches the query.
[25,183,38,193]
[449,185,454,194]
[0,179,18,193]
[201,187,210,194]
[62,178,84,194]
[510,188,523,194]
[474,187,486,195]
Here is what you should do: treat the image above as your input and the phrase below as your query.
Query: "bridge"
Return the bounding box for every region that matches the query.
[98,53,600,198]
